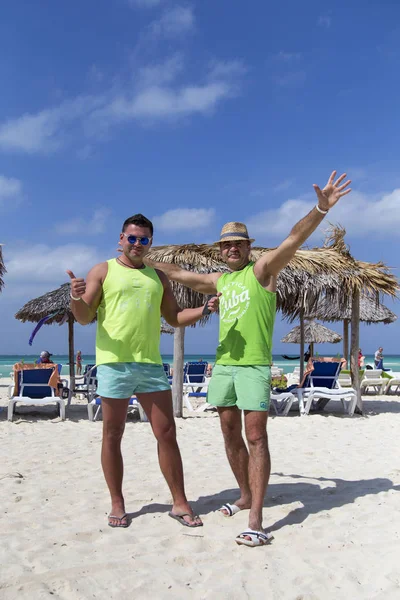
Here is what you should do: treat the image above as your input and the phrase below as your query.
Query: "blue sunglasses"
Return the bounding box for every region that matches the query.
[123,233,152,246]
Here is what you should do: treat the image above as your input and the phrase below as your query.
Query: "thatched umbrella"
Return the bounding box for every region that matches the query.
[281,319,342,357]
[15,283,175,386]
[0,244,5,293]
[287,294,397,361]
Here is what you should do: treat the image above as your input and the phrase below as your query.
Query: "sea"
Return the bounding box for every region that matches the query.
[1,354,400,378]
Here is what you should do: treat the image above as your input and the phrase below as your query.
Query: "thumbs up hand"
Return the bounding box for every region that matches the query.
[66,270,86,300]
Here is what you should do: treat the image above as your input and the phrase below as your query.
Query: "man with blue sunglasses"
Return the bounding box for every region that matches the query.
[67,213,219,530]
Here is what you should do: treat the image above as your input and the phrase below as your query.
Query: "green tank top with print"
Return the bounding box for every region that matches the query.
[96,259,163,365]
[216,262,276,365]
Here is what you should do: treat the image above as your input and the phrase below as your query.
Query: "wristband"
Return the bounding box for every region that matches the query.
[70,293,82,301]
[315,204,329,215]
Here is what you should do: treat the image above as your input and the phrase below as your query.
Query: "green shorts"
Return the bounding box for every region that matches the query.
[207,364,271,411]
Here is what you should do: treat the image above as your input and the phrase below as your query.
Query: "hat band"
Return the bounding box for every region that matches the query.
[220,231,249,240]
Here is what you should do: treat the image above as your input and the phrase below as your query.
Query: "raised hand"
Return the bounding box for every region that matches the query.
[313,171,352,212]
[66,270,86,300]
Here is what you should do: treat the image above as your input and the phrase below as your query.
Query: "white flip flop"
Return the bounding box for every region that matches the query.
[235,529,273,547]
[218,503,242,517]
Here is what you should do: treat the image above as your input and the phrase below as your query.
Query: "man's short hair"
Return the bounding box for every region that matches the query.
[122,214,153,236]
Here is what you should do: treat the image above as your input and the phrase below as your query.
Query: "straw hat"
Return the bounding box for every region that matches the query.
[214,222,255,245]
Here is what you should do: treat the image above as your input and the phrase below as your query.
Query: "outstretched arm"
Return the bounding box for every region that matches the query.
[145,259,221,294]
[254,171,351,288]
[157,270,220,327]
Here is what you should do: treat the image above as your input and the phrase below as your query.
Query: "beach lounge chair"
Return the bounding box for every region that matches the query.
[87,396,148,422]
[183,362,209,391]
[182,362,209,411]
[270,391,296,416]
[8,367,66,421]
[360,369,385,395]
[384,373,400,394]
[71,364,98,404]
[293,360,357,416]
[337,371,353,387]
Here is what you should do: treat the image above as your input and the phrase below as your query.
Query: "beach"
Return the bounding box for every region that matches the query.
[1,377,400,599]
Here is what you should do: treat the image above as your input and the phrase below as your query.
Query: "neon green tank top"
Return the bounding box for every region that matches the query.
[96,259,163,365]
[216,262,276,365]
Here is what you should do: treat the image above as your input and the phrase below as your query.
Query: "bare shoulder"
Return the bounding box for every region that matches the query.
[253,259,277,291]
[87,261,109,284]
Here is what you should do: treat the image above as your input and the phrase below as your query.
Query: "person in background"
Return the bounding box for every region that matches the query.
[76,350,83,375]
[358,348,365,368]
[37,350,53,364]
[374,347,384,368]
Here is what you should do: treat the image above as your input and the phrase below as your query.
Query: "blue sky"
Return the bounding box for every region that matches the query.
[1,0,399,357]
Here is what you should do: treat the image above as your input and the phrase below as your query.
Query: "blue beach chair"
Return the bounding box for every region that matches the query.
[8,367,66,421]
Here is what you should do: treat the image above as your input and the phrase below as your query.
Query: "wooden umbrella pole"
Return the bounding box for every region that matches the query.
[172,326,185,417]
[350,289,362,413]
[68,314,75,393]
[343,319,349,364]
[299,309,305,381]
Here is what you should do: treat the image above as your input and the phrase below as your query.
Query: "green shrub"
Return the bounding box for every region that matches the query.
[271,374,288,389]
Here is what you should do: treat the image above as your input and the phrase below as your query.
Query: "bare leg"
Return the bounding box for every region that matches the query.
[244,410,270,531]
[137,389,202,526]
[218,406,252,512]
[101,397,130,526]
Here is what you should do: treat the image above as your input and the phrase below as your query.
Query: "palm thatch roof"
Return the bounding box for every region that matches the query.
[15,283,75,325]
[287,294,397,325]
[0,244,5,293]
[281,320,342,344]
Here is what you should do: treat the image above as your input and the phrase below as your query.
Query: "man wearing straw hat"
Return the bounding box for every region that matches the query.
[148,171,351,546]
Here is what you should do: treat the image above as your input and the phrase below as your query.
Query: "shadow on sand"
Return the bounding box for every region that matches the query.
[125,473,400,531]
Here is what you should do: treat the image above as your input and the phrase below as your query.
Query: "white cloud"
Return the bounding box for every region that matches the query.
[150,6,195,38]
[274,179,293,193]
[129,0,162,7]
[0,175,22,203]
[153,208,215,231]
[0,96,103,154]
[247,197,316,240]
[274,52,302,62]
[0,57,244,153]
[137,54,184,88]
[55,208,111,235]
[208,59,247,81]
[318,15,332,28]
[246,188,400,241]
[98,81,231,121]
[5,243,104,284]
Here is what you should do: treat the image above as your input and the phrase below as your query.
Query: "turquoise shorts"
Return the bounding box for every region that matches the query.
[207,364,271,411]
[97,362,170,399]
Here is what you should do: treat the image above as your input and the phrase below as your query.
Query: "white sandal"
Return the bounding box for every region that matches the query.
[235,529,273,547]
[218,503,242,517]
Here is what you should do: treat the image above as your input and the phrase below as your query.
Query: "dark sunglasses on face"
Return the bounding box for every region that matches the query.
[122,233,152,246]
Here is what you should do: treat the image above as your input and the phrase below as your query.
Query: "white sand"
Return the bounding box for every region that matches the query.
[1,376,400,599]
